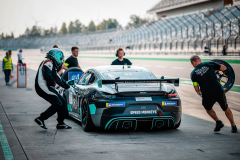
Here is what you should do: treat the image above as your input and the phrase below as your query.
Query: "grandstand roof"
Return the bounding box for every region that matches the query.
[147,0,211,14]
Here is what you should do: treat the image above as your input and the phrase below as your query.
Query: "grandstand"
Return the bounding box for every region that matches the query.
[0,0,240,56]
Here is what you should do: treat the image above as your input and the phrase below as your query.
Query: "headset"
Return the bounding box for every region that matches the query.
[115,49,125,57]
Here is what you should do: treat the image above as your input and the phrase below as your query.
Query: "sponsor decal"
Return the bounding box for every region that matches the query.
[68,71,82,81]
[162,101,177,106]
[130,110,157,114]
[106,102,125,107]
[135,97,152,101]
[195,66,209,76]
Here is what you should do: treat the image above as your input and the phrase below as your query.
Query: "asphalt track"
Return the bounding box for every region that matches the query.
[0,49,240,160]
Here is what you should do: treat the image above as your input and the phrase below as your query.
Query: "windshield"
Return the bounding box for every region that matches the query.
[102,71,156,80]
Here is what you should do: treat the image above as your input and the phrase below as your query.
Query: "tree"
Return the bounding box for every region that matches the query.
[29,26,42,37]
[68,21,74,34]
[60,22,67,35]
[1,32,4,39]
[73,19,83,33]
[24,28,30,37]
[127,15,148,28]
[86,21,96,32]
[96,19,119,31]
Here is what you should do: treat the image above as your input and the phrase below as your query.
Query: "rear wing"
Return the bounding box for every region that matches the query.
[97,79,179,92]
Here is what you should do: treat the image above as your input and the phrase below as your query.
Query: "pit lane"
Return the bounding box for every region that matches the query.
[0,50,240,160]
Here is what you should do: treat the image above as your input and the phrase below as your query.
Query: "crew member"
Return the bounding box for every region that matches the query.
[63,46,81,69]
[190,55,237,133]
[111,48,132,65]
[18,49,23,64]
[2,52,13,86]
[52,45,63,76]
[34,48,73,129]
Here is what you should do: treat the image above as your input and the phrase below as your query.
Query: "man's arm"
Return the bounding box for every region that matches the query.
[62,64,68,70]
[78,64,81,69]
[2,60,4,71]
[194,85,201,93]
[219,64,227,71]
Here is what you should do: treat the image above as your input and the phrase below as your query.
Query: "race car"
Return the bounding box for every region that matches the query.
[63,65,181,132]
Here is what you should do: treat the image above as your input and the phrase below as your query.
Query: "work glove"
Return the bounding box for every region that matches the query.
[68,86,76,96]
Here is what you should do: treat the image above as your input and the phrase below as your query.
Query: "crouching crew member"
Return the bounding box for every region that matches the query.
[190,55,237,133]
[34,48,72,129]
[111,48,132,65]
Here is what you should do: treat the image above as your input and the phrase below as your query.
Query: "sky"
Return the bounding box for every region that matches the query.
[0,0,160,37]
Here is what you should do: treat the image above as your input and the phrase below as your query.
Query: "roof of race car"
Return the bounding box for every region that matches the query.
[90,65,151,72]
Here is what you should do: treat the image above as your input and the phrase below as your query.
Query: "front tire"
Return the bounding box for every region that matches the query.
[81,98,95,132]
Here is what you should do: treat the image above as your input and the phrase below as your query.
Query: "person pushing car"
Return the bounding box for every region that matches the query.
[190,55,237,133]
[34,48,75,129]
[111,48,132,65]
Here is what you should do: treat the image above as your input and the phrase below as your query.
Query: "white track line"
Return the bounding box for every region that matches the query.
[143,65,152,67]
[171,67,184,69]
[157,66,167,68]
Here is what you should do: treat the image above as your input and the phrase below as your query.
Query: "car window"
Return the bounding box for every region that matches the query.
[102,71,158,87]
[78,72,91,85]
[88,73,97,85]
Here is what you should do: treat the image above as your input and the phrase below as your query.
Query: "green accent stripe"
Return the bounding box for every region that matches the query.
[64,63,69,67]
[0,121,14,160]
[193,82,198,86]
[67,104,72,112]
[78,56,240,65]
[157,76,240,93]
[89,104,96,114]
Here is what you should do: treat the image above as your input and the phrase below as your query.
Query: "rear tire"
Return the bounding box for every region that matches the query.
[210,59,235,93]
[172,119,181,129]
[81,98,95,132]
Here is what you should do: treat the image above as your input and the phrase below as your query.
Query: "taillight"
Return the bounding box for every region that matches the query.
[158,111,162,116]
[168,94,178,98]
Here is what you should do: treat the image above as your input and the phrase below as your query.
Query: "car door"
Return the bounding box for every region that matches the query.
[72,72,92,116]
[78,71,98,121]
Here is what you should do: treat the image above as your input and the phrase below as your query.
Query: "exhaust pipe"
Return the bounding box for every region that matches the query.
[123,123,131,129]
[156,122,163,129]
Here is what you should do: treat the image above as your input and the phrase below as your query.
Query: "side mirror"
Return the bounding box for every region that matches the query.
[67,79,75,86]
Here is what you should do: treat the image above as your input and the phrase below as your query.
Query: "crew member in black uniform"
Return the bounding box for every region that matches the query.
[63,46,81,69]
[34,48,74,129]
[190,55,237,133]
[111,48,132,65]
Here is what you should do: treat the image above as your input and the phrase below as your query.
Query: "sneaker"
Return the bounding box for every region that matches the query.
[232,125,237,133]
[56,123,72,129]
[35,118,47,129]
[214,120,224,132]
[6,83,11,86]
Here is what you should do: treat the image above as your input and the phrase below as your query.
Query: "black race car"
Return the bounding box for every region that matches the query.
[63,65,181,132]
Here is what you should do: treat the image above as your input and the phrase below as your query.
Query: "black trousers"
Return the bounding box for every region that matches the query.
[35,83,67,124]
[4,69,11,84]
